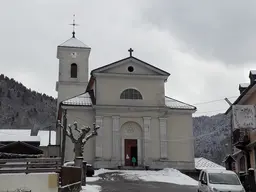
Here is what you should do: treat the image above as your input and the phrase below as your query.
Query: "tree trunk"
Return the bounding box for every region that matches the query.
[74,143,83,157]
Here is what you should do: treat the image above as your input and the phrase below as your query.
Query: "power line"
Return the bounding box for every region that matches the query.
[165,93,252,106]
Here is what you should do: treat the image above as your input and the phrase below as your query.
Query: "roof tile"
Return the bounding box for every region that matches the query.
[62,92,92,106]
[165,96,196,110]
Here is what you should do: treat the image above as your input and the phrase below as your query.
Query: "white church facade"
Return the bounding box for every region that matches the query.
[56,34,197,170]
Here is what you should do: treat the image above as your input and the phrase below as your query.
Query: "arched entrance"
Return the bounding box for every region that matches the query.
[121,121,142,166]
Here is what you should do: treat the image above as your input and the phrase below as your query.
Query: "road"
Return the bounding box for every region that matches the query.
[88,172,198,192]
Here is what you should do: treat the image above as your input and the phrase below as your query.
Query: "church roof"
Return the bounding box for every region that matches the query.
[91,56,170,77]
[61,93,196,110]
[58,37,90,49]
[61,92,92,106]
[165,96,196,110]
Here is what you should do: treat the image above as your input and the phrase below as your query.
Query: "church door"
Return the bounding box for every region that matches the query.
[124,139,138,166]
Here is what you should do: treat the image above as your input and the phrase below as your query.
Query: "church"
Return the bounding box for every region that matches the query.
[55,32,197,170]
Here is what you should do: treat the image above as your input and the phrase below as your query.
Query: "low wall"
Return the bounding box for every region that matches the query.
[0,172,59,192]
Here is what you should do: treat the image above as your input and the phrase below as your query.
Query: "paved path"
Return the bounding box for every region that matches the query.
[88,172,198,192]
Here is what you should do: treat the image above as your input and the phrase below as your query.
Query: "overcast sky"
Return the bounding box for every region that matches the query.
[1,0,255,116]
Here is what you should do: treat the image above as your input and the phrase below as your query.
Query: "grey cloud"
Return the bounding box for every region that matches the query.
[141,0,256,65]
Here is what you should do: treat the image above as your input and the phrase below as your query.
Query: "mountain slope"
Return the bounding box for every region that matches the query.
[0,74,231,164]
[0,74,56,132]
[193,114,231,164]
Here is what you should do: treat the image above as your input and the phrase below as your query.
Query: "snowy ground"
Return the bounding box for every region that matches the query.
[81,184,101,192]
[86,168,197,186]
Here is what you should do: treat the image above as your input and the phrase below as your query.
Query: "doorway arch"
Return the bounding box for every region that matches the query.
[121,121,142,166]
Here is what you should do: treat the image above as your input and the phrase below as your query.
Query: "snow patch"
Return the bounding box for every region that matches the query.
[81,184,101,192]
[94,168,198,186]
[87,176,100,182]
[94,168,117,176]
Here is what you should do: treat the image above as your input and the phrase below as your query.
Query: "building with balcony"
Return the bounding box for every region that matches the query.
[225,70,256,173]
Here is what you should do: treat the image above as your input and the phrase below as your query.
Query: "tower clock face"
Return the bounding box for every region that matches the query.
[71,52,77,58]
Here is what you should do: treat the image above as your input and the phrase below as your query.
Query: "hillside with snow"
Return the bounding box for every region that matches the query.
[0,74,56,132]
[0,74,231,164]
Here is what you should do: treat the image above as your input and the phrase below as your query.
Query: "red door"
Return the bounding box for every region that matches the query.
[124,139,137,166]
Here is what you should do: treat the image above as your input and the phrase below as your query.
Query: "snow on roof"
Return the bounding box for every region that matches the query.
[62,92,92,106]
[0,129,40,143]
[0,129,56,147]
[239,83,250,88]
[58,37,90,48]
[38,130,56,146]
[165,96,196,110]
[195,157,226,170]
[250,70,256,75]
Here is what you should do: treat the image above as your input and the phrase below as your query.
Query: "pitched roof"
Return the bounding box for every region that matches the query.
[91,56,170,77]
[195,157,226,170]
[223,155,236,163]
[0,141,43,154]
[61,93,196,110]
[58,37,90,49]
[0,152,42,159]
[61,92,92,106]
[225,81,256,114]
[165,96,196,110]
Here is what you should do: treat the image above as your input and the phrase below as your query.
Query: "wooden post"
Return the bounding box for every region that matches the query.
[61,109,67,165]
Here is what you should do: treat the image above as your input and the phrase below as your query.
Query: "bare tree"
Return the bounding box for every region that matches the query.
[64,122,100,157]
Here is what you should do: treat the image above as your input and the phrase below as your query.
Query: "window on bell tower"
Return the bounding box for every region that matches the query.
[71,63,78,78]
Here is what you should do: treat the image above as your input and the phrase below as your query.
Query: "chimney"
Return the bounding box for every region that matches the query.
[249,70,256,85]
[239,83,249,94]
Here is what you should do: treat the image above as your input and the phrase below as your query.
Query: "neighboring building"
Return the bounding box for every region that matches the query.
[0,129,57,157]
[225,70,256,173]
[56,32,197,170]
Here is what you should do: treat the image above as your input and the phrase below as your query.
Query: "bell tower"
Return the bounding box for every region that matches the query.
[56,19,91,105]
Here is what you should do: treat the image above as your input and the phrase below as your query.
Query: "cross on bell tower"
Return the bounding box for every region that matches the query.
[128,48,134,57]
[69,14,79,38]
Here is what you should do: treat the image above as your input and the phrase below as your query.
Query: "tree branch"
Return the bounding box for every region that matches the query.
[66,124,76,143]
[82,131,97,145]
[73,122,82,134]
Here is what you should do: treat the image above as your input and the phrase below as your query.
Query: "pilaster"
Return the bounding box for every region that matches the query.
[159,118,168,159]
[112,116,120,161]
[143,117,151,165]
[95,116,103,158]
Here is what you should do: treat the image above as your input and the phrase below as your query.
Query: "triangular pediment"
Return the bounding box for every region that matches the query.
[91,57,170,77]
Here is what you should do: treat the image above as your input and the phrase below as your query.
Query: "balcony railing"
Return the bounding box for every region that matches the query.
[233,129,250,150]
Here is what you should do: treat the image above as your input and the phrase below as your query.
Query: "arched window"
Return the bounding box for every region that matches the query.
[70,63,77,78]
[120,88,143,100]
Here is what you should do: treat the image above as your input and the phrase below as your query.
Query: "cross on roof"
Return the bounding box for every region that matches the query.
[128,48,134,57]
[69,14,79,38]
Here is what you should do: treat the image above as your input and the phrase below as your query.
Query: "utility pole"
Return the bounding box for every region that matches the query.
[225,98,233,154]
[61,109,67,165]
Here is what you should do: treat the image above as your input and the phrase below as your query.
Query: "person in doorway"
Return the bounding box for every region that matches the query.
[132,156,136,167]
